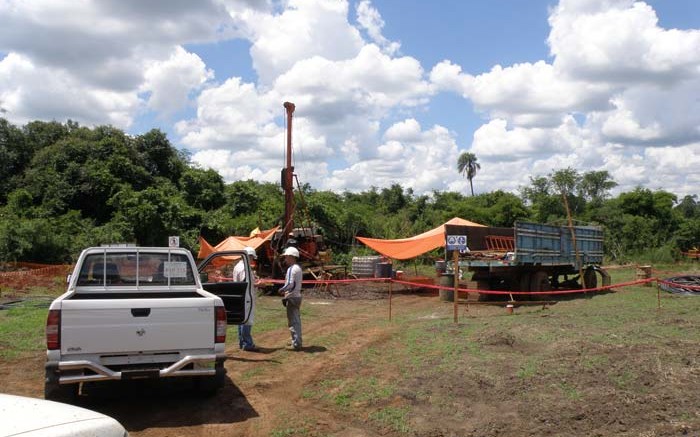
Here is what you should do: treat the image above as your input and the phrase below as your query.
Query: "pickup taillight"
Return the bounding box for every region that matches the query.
[46,309,61,350]
[215,306,226,343]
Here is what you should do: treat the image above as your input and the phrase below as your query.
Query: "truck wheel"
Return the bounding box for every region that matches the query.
[44,369,78,404]
[518,273,531,292]
[530,271,551,294]
[473,280,493,301]
[195,362,225,396]
[583,268,598,290]
[514,272,531,301]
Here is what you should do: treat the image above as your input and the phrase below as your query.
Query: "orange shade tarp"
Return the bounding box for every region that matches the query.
[355,217,484,260]
[198,227,279,260]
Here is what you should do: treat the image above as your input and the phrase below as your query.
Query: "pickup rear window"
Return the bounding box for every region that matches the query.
[76,252,196,287]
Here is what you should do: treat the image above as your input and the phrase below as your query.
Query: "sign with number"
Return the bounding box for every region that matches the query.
[163,261,187,278]
[446,235,468,251]
[168,236,180,248]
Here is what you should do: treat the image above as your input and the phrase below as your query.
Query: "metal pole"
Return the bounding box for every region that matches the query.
[562,193,585,289]
[389,279,393,321]
[283,102,296,240]
[453,250,459,323]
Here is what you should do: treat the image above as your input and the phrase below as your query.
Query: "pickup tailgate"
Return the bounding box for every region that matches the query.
[59,297,217,355]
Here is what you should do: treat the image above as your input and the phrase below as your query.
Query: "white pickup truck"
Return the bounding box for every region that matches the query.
[45,246,254,402]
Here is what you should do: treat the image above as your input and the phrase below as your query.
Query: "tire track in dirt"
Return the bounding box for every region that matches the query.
[224,299,395,436]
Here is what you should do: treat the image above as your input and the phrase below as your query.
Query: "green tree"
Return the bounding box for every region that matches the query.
[135,129,185,181]
[580,170,618,207]
[675,195,699,219]
[551,167,584,217]
[380,183,407,214]
[477,190,529,227]
[520,176,563,223]
[675,218,700,251]
[110,182,201,247]
[179,167,226,211]
[457,152,480,196]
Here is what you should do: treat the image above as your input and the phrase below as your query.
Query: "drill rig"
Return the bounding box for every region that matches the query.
[261,102,330,278]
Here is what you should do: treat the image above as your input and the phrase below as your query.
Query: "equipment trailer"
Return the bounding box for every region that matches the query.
[452,221,610,297]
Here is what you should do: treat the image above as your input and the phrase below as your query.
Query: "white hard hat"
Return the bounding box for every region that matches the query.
[244,246,257,259]
[281,246,300,258]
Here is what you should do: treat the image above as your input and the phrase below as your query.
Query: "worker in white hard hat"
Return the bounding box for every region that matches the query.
[234,247,258,352]
[279,246,303,351]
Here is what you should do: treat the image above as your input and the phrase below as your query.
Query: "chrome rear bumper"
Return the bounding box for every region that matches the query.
[56,354,222,384]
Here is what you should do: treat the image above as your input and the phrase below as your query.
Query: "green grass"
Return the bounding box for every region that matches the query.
[306,266,700,434]
[0,305,48,358]
[580,354,609,370]
[252,295,321,335]
[309,376,396,409]
[517,358,540,379]
[559,382,581,400]
[611,369,636,390]
[369,406,411,433]
[3,265,700,435]
[270,426,310,437]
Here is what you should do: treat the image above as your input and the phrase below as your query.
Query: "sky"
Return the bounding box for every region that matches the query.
[1,0,699,198]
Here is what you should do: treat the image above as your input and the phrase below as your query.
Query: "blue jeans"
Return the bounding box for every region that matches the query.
[238,324,255,350]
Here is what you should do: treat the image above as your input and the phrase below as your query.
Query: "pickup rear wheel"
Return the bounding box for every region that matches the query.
[44,369,78,404]
[195,361,226,396]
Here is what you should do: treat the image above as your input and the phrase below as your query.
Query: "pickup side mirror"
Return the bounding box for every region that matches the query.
[199,272,209,283]
[66,274,71,284]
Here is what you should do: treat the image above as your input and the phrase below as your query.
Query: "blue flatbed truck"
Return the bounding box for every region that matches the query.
[452,221,610,296]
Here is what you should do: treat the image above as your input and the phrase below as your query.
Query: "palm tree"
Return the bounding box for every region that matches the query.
[457,152,480,196]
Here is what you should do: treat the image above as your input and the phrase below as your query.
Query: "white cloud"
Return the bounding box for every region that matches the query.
[273,44,429,120]
[0,0,232,127]
[471,117,580,161]
[599,98,661,142]
[384,118,422,142]
[246,0,365,85]
[549,0,700,82]
[324,121,458,194]
[590,78,700,146]
[2,0,700,199]
[142,47,213,115]
[429,60,474,95]
[452,0,700,196]
[356,0,400,55]
[430,58,614,129]
[176,77,274,150]
[0,52,139,127]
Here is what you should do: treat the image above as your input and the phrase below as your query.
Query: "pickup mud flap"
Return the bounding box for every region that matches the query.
[121,369,160,379]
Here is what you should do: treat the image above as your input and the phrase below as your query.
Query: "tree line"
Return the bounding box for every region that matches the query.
[1,119,699,264]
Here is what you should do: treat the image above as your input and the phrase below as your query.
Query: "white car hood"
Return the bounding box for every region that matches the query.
[0,394,126,437]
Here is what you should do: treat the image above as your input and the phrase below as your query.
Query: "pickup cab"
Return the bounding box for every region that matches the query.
[44,246,254,402]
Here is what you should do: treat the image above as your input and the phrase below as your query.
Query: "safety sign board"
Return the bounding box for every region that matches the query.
[446,235,468,251]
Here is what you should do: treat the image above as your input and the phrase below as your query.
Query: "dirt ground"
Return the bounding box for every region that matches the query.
[2,277,699,436]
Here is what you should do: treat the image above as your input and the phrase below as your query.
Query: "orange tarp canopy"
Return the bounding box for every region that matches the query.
[198,227,279,260]
[355,217,484,260]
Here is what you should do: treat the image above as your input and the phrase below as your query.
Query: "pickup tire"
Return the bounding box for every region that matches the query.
[44,368,78,403]
[195,360,226,396]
